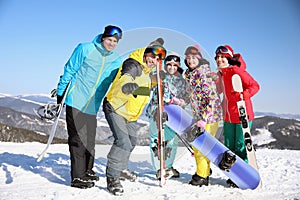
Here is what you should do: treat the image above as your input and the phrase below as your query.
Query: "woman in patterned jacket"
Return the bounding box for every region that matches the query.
[184,45,222,187]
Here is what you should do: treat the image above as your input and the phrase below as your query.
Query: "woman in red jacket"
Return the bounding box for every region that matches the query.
[214,45,260,186]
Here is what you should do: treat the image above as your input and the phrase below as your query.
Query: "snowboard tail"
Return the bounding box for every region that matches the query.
[36,82,71,162]
[164,104,261,190]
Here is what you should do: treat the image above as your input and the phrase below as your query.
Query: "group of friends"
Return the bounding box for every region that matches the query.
[55,25,260,195]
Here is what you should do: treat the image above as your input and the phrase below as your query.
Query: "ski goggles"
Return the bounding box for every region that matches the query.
[215,46,233,57]
[103,26,122,39]
[165,55,181,63]
[145,45,166,60]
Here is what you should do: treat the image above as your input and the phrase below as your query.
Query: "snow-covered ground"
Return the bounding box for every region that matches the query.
[1,142,300,200]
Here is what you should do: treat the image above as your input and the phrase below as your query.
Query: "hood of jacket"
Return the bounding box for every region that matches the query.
[232,53,246,71]
[93,34,114,56]
[129,47,154,74]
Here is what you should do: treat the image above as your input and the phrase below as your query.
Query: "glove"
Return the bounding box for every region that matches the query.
[159,70,166,80]
[122,83,139,94]
[50,89,57,98]
[231,91,241,101]
[153,109,168,124]
[151,70,166,87]
[242,91,251,100]
[170,97,186,107]
[132,86,150,96]
[57,95,63,104]
[195,120,206,129]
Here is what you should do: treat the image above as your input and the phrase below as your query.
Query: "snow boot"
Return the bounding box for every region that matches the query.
[189,173,209,187]
[71,177,95,189]
[167,167,180,178]
[107,177,124,196]
[86,169,100,181]
[226,179,239,188]
[120,169,137,182]
[156,167,180,179]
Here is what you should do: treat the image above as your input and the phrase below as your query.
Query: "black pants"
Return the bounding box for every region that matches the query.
[66,106,97,180]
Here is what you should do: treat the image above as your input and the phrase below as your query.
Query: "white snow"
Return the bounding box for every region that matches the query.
[1,142,300,200]
[252,128,276,146]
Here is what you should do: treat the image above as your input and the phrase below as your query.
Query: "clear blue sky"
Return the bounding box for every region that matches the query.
[1,0,299,114]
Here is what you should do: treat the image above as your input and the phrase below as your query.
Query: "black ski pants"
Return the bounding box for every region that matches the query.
[66,106,97,180]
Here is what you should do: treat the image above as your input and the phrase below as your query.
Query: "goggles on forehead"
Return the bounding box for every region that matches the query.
[106,27,122,39]
[165,55,181,64]
[215,46,233,57]
[145,45,166,60]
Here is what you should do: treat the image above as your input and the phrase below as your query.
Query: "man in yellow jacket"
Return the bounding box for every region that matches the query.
[102,38,166,196]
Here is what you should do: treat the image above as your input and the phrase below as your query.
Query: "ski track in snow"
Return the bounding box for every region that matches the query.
[0,142,300,200]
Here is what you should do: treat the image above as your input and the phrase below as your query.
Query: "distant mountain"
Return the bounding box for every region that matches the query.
[0,93,300,149]
[0,93,54,116]
[0,105,150,146]
[252,116,300,150]
[255,111,300,120]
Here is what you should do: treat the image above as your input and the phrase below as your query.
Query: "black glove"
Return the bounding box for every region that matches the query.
[50,89,57,98]
[57,95,63,105]
[122,83,139,94]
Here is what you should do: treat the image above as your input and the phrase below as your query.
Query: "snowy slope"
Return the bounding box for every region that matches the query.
[1,142,300,200]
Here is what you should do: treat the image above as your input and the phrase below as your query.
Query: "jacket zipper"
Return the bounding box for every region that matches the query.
[83,54,106,112]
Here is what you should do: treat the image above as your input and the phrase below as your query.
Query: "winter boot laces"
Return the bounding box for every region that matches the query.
[120,169,137,182]
[71,177,95,189]
[107,177,124,196]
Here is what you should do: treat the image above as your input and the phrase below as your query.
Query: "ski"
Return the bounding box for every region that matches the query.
[156,60,166,186]
[232,74,262,188]
[36,82,71,162]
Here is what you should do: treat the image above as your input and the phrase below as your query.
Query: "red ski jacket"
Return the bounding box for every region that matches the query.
[216,54,260,123]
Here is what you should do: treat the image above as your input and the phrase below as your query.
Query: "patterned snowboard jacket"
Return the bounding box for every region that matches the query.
[146,71,190,119]
[184,60,222,123]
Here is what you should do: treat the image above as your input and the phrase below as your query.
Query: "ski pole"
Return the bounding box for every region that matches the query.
[174,132,194,156]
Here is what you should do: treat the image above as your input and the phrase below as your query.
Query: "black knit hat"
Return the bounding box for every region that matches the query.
[102,25,122,40]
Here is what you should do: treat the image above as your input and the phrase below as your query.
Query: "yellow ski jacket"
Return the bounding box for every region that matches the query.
[106,48,152,122]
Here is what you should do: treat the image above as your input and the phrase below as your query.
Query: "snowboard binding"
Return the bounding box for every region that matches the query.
[219,151,236,172]
[185,124,204,143]
[34,103,61,120]
[244,132,253,151]
[238,107,249,129]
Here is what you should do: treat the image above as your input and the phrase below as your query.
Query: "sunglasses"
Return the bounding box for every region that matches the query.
[107,27,122,39]
[150,45,166,60]
[165,55,181,63]
[215,46,233,57]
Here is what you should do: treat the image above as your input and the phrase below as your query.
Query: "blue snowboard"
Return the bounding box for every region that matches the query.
[164,104,261,190]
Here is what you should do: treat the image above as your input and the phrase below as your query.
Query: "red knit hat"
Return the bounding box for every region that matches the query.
[215,45,234,58]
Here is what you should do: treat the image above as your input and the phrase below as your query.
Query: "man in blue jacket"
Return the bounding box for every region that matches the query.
[56,25,123,189]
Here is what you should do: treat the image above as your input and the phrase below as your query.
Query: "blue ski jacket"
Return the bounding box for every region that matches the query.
[57,34,122,115]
